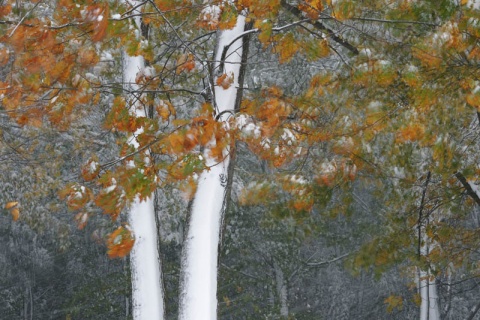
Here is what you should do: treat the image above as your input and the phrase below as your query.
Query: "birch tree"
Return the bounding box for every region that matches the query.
[178,13,246,319]
[122,1,164,318]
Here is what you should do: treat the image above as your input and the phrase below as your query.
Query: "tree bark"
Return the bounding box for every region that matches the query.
[274,260,289,318]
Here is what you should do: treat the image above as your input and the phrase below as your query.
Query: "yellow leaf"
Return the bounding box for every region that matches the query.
[413,293,421,306]
[384,294,403,313]
[223,296,231,307]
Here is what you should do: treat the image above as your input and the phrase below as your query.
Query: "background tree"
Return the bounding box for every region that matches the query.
[2,0,480,319]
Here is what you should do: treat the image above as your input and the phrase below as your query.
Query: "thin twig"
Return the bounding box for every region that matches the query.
[350,17,438,27]
[220,263,263,281]
[306,252,351,267]
[8,0,44,37]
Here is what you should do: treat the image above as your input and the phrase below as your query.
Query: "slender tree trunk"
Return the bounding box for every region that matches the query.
[273,260,289,318]
[442,269,452,319]
[179,15,246,320]
[419,268,440,320]
[29,283,33,320]
[23,286,27,320]
[123,2,164,319]
[417,172,440,320]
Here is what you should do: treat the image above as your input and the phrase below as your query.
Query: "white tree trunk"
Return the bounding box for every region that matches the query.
[129,198,164,320]
[416,172,440,320]
[179,14,246,320]
[419,225,440,320]
[123,3,165,319]
[419,269,440,320]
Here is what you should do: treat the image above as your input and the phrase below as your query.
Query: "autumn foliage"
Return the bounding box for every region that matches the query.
[2,5,480,306]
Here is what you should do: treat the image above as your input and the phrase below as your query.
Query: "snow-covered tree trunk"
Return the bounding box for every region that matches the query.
[179,14,246,320]
[123,2,165,319]
[128,197,164,320]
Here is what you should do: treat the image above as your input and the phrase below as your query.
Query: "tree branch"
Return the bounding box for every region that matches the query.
[466,299,480,320]
[220,263,263,281]
[280,0,359,54]
[8,0,43,37]
[418,171,431,259]
[217,19,310,74]
[306,252,350,267]
[454,171,480,206]
[350,17,438,27]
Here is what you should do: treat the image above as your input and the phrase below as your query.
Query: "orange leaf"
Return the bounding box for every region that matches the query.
[396,123,425,143]
[84,5,109,42]
[298,1,322,19]
[77,48,99,66]
[216,72,234,89]
[176,53,196,73]
[0,47,9,66]
[167,132,185,154]
[0,4,12,17]
[5,201,18,209]
[59,183,92,211]
[156,101,171,120]
[107,226,135,258]
[81,157,100,181]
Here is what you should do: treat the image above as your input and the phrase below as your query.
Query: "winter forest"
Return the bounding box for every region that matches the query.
[2,0,480,319]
